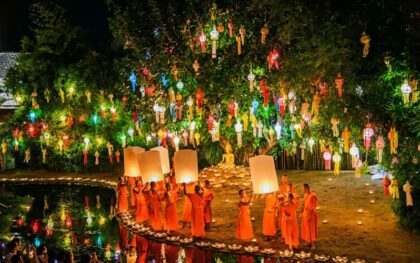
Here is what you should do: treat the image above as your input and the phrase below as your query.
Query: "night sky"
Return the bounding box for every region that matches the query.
[0,0,110,51]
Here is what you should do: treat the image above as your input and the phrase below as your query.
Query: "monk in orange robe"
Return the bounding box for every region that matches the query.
[164,183,180,232]
[117,177,128,212]
[279,183,299,239]
[280,175,289,194]
[203,180,214,230]
[135,235,148,263]
[128,177,136,207]
[184,183,205,238]
[133,179,148,223]
[182,183,196,228]
[118,223,128,249]
[237,189,254,240]
[279,193,299,250]
[143,181,162,231]
[301,183,318,249]
[262,192,278,241]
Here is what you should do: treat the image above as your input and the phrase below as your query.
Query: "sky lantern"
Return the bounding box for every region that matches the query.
[363,123,375,150]
[151,146,170,174]
[138,151,164,183]
[249,155,279,194]
[123,147,144,177]
[174,149,198,183]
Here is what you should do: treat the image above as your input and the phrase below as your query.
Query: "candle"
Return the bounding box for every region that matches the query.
[369,190,374,194]
[357,209,364,213]
[365,183,370,186]
[370,199,376,204]
[357,221,363,225]
[323,219,328,224]
[328,178,332,182]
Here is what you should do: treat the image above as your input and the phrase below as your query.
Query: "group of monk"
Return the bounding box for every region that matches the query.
[237,175,318,250]
[117,174,318,252]
[117,175,214,240]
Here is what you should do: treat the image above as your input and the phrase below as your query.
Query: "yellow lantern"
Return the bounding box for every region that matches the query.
[151,146,170,174]
[174,149,198,183]
[123,147,144,177]
[138,151,164,183]
[249,155,279,194]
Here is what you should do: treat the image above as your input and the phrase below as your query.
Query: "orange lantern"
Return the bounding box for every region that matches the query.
[123,147,144,177]
[138,151,164,183]
[151,146,170,174]
[174,149,199,183]
[249,155,279,194]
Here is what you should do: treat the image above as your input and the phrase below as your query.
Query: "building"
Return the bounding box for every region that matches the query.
[0,52,18,124]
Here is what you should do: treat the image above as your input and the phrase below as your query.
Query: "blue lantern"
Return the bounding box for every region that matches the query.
[252,99,259,116]
[176,80,184,90]
[129,71,136,92]
[34,236,41,247]
[161,74,169,88]
[169,102,176,121]
[29,111,36,123]
[96,236,102,247]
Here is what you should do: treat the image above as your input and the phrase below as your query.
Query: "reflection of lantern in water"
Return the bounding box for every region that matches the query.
[138,151,164,183]
[124,147,144,177]
[174,149,199,183]
[151,146,170,174]
[363,124,375,150]
[249,155,279,194]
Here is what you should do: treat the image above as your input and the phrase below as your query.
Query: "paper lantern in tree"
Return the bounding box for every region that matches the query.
[239,25,246,45]
[151,146,170,174]
[129,71,136,92]
[249,155,279,194]
[274,122,281,140]
[124,147,144,177]
[308,138,315,153]
[331,117,340,137]
[174,149,199,183]
[247,71,256,92]
[360,32,371,58]
[341,127,351,153]
[363,123,374,150]
[173,135,180,151]
[32,219,40,233]
[189,121,196,146]
[210,25,219,58]
[252,99,259,116]
[138,151,164,183]
[349,143,360,168]
[236,34,242,55]
[401,81,411,105]
[199,30,206,52]
[235,120,243,147]
[29,111,36,123]
[323,147,332,171]
[228,20,233,37]
[409,78,418,103]
[388,127,398,154]
[375,135,385,163]
[260,23,269,44]
[196,88,203,109]
[65,216,72,229]
[333,152,341,175]
[335,73,344,97]
[267,48,280,70]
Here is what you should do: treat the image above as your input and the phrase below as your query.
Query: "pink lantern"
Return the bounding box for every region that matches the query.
[249,155,279,194]
[174,149,199,183]
[323,148,332,171]
[363,124,375,150]
[138,151,164,183]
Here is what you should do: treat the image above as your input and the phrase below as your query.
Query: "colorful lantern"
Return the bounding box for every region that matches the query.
[350,143,360,168]
[323,147,332,171]
[174,149,198,183]
[199,30,206,52]
[249,155,279,194]
[239,25,246,45]
[335,72,344,97]
[376,135,385,163]
[267,48,280,70]
[173,135,180,151]
[342,127,351,153]
[260,23,269,44]
[333,152,341,175]
[360,32,371,58]
[151,146,170,174]
[388,127,398,154]
[129,71,136,92]
[308,138,315,153]
[29,111,36,123]
[274,122,281,140]
[235,120,243,147]
[363,123,375,150]
[252,99,259,116]
[247,71,255,92]
[138,151,164,183]
[401,81,412,104]
[210,25,219,58]
[228,20,233,37]
[65,216,72,229]
[331,117,340,137]
[32,219,40,233]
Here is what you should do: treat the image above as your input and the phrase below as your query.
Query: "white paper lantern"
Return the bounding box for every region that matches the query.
[123,147,145,177]
[249,155,279,194]
[174,149,198,183]
[151,146,171,174]
[138,151,164,183]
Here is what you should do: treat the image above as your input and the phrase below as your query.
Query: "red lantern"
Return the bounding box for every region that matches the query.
[142,67,150,76]
[229,100,235,117]
[267,48,280,70]
[63,135,69,148]
[278,94,286,116]
[335,72,344,97]
[263,90,270,107]
[228,20,233,38]
[16,217,23,227]
[145,84,155,96]
[122,96,127,106]
[32,219,40,233]
[46,229,53,237]
[68,114,74,128]
[28,124,36,138]
[199,31,206,52]
[65,216,72,229]
[363,123,375,150]
[319,82,328,97]
[196,88,203,109]
[207,114,215,132]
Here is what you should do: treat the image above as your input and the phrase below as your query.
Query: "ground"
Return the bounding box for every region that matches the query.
[2,168,420,262]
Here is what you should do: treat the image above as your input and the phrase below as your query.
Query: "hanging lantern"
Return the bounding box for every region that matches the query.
[123,147,144,177]
[210,25,219,58]
[363,123,375,150]
[174,149,198,183]
[274,122,281,140]
[173,135,180,151]
[376,135,385,163]
[401,81,412,105]
[176,80,184,91]
[193,60,200,73]
[129,71,137,92]
[68,85,75,100]
[195,88,203,110]
[199,30,207,52]
[138,151,164,183]
[65,216,72,229]
[32,219,40,233]
[247,71,256,91]
[29,111,36,123]
[228,19,233,37]
[333,152,341,175]
[83,137,89,150]
[235,120,243,147]
[308,138,315,153]
[267,48,280,71]
[252,99,259,116]
[335,73,344,98]
[360,32,371,58]
[28,124,35,138]
[111,107,116,121]
[323,148,332,171]
[249,155,279,194]
[34,236,41,248]
[151,146,170,174]
[260,23,269,44]
[342,127,351,153]
[127,127,134,140]
[349,143,360,168]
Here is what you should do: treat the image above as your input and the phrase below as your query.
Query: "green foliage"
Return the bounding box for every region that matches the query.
[0,192,33,239]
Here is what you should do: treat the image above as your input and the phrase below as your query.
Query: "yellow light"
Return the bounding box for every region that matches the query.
[69,86,75,94]
[99,216,106,225]
[96,137,103,146]
[15,95,22,104]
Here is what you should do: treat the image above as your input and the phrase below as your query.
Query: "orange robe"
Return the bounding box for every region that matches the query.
[263,194,278,236]
[188,194,205,237]
[145,191,162,231]
[134,187,148,223]
[118,183,128,212]
[203,187,214,224]
[119,224,128,249]
[165,245,180,263]
[237,255,254,263]
[237,197,253,240]
[165,190,180,231]
[280,192,299,238]
[282,203,299,248]
[301,192,318,242]
[128,177,136,207]
[182,196,192,222]
[135,235,148,263]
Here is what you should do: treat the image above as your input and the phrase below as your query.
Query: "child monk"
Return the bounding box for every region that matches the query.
[164,183,180,232]
[263,192,278,241]
[301,183,318,250]
[279,193,299,250]
[279,183,299,240]
[143,181,162,231]
[182,183,195,228]
[237,189,254,240]
[117,176,128,212]
[133,179,148,223]
[128,177,137,208]
[184,183,205,239]
[203,180,214,230]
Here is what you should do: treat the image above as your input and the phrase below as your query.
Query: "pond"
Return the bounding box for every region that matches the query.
[1,184,267,263]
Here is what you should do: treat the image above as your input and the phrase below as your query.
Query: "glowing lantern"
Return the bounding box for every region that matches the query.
[138,151,164,183]
[249,155,279,194]
[335,73,344,97]
[252,99,259,116]
[120,134,126,148]
[34,236,41,248]
[376,135,385,163]
[68,85,75,99]
[308,138,315,153]
[350,143,360,168]
[199,30,206,52]
[86,212,93,225]
[401,81,411,105]
[124,147,144,177]
[363,124,375,150]
[127,127,134,140]
[235,120,243,147]
[151,146,170,174]
[176,80,184,91]
[210,25,219,58]
[32,219,40,233]
[60,208,66,221]
[29,111,36,123]
[129,71,136,92]
[196,88,203,109]
[101,105,106,119]
[174,149,198,183]
[65,216,72,229]
[98,216,106,226]
[342,127,351,153]
[323,148,332,171]
[173,135,180,151]
[83,137,90,150]
[333,152,341,175]
[111,107,116,121]
[28,124,35,138]
[247,71,256,92]
[274,122,281,140]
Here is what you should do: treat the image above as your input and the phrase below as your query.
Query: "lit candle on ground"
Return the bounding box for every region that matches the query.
[212,219,216,223]
[370,199,376,204]
[357,221,363,225]
[251,217,255,221]
[251,238,257,242]
[369,190,374,194]
[365,183,370,186]
[328,178,332,182]
[224,199,230,203]
[357,209,364,213]
[323,219,328,224]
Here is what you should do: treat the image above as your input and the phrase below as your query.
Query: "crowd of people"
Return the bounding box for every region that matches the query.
[117,173,319,252]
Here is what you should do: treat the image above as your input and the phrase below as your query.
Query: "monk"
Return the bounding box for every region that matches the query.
[237,189,254,240]
[164,183,180,232]
[128,177,136,207]
[135,235,148,263]
[262,192,278,241]
[143,182,162,231]
[279,193,299,250]
[184,183,205,239]
[301,183,318,249]
[279,183,299,239]
[203,180,214,230]
[133,179,148,223]
[117,176,128,212]
[280,175,289,194]
[182,183,195,228]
